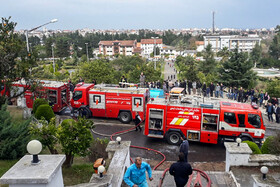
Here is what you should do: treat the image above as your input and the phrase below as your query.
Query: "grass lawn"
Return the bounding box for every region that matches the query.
[7,106,24,123]
[0,160,19,187]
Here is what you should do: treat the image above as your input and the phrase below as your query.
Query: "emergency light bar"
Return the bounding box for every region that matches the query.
[251,103,259,109]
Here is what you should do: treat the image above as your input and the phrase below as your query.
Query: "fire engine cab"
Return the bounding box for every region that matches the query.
[9,80,70,113]
[71,84,149,123]
[144,96,265,145]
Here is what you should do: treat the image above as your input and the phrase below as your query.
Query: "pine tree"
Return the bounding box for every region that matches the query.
[0,105,31,159]
[219,48,257,88]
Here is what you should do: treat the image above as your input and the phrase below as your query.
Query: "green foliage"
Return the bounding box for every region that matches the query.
[62,163,93,186]
[175,56,199,81]
[251,43,262,66]
[33,98,48,114]
[57,118,93,167]
[88,138,109,162]
[0,104,31,159]
[266,79,280,98]
[199,44,218,76]
[261,136,275,154]
[242,141,262,154]
[34,104,55,122]
[217,47,231,63]
[268,133,280,154]
[219,48,257,88]
[269,25,280,60]
[29,118,58,154]
[0,17,36,106]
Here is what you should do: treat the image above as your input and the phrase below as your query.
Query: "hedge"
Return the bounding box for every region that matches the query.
[33,98,48,114]
[242,141,262,154]
[35,104,55,122]
[261,136,275,154]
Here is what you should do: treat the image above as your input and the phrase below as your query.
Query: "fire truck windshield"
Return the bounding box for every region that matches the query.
[73,91,82,101]
[248,114,261,128]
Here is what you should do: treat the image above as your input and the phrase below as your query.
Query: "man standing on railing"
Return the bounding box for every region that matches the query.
[124,157,153,187]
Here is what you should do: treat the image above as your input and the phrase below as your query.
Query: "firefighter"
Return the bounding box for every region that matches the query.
[169,152,193,187]
[179,136,189,162]
[134,112,142,131]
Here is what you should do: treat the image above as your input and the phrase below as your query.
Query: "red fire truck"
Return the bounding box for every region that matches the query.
[8,80,70,113]
[144,97,266,145]
[71,84,149,123]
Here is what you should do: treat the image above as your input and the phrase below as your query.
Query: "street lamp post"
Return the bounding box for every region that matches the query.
[85,43,89,62]
[151,37,159,70]
[25,19,58,53]
[51,44,55,73]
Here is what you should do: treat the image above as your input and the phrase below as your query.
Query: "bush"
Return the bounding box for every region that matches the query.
[261,136,274,154]
[0,104,31,159]
[269,133,280,154]
[243,141,262,154]
[88,138,109,162]
[35,104,55,122]
[33,98,48,114]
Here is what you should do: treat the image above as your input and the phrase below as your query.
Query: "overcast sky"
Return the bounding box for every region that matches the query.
[1,0,279,30]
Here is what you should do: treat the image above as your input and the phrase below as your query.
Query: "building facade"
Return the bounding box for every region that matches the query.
[141,39,163,57]
[204,35,261,52]
[98,40,137,56]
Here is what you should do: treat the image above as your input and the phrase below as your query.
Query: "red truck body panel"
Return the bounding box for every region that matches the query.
[145,98,265,145]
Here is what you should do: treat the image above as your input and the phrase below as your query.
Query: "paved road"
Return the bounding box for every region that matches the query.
[164,60,177,83]
[90,118,225,163]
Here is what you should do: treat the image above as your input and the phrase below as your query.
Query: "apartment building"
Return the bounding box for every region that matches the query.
[204,35,261,52]
[98,40,137,56]
[140,38,163,57]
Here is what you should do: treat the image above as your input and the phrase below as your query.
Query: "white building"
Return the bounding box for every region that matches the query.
[98,40,137,56]
[204,35,261,53]
[141,39,163,57]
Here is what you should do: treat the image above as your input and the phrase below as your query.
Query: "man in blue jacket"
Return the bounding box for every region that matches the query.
[124,157,153,187]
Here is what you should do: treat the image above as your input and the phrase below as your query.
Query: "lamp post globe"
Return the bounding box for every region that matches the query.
[261,166,268,180]
[116,136,122,144]
[98,165,105,178]
[236,138,241,146]
[27,140,42,155]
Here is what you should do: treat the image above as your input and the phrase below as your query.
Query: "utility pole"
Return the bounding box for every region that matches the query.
[52,44,55,73]
[212,11,215,34]
[85,43,89,62]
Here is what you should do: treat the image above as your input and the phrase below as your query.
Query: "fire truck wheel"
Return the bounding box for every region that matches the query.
[240,136,251,142]
[167,132,181,145]
[119,111,132,124]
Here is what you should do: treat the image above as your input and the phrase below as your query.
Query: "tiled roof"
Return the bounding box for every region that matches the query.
[98,40,136,46]
[141,38,163,44]
[195,41,204,45]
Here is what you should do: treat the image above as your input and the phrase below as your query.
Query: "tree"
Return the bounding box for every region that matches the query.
[219,48,257,88]
[0,17,36,106]
[269,25,280,60]
[176,40,187,55]
[175,56,198,81]
[0,104,31,159]
[199,44,217,75]
[266,79,280,98]
[29,118,58,154]
[57,118,93,167]
[251,43,262,67]
[217,47,231,63]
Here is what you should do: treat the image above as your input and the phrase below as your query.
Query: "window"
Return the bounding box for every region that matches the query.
[238,114,245,126]
[224,112,236,124]
[73,91,82,101]
[48,90,57,105]
[93,95,101,103]
[134,98,142,106]
[61,89,67,104]
[248,114,261,128]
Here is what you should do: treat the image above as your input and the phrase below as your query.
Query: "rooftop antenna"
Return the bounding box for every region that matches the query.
[212,11,215,34]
